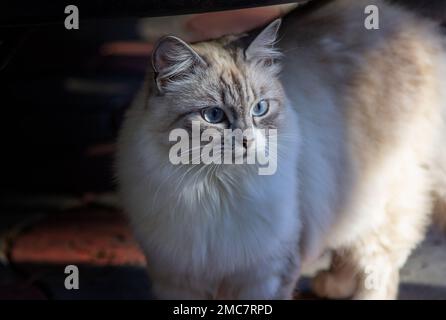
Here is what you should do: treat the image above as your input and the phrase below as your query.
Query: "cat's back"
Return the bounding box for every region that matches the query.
[279,0,446,257]
[280,0,446,157]
[280,0,446,93]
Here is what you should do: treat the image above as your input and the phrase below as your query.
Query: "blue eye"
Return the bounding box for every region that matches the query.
[202,107,226,123]
[251,100,269,117]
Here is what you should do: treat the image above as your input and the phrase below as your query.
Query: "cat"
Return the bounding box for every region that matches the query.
[116,20,302,299]
[116,0,446,299]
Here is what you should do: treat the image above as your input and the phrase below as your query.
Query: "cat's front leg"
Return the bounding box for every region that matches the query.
[149,273,212,299]
[232,253,300,300]
[151,273,293,300]
[234,274,283,300]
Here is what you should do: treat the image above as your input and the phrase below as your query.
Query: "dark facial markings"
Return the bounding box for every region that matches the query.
[164,46,282,135]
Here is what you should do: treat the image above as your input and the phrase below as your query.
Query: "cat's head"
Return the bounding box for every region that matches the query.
[146,20,288,170]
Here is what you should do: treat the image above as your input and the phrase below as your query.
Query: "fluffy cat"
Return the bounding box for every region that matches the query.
[116,20,301,299]
[117,0,446,299]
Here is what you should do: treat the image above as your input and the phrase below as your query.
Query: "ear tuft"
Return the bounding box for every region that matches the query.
[245,19,282,64]
[152,36,206,93]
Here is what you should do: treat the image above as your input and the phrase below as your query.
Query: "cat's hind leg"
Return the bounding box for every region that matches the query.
[312,232,416,300]
[312,170,431,299]
[311,251,358,299]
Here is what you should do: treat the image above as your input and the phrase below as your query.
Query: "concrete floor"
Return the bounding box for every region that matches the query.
[399,229,446,299]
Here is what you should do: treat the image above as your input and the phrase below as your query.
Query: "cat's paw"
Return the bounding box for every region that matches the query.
[311,270,357,299]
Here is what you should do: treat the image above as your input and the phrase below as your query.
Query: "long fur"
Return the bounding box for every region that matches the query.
[117,0,446,299]
[280,0,446,299]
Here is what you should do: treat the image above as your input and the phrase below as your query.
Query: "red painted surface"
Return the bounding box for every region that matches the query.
[11,208,146,266]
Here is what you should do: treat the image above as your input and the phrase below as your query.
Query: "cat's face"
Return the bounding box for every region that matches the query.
[147,20,286,165]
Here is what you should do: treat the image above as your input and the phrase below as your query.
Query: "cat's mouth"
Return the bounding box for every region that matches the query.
[212,147,244,164]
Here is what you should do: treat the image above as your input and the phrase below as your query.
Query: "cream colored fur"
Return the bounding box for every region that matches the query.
[117,0,446,299]
[280,0,446,299]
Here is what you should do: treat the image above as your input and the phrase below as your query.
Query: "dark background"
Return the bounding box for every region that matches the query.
[0,0,444,195]
[0,19,145,194]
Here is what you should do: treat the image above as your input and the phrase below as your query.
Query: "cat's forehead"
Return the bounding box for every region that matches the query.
[192,39,246,72]
[168,36,280,111]
[191,45,263,108]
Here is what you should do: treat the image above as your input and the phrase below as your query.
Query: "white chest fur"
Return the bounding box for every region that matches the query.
[117,106,301,280]
[124,161,299,278]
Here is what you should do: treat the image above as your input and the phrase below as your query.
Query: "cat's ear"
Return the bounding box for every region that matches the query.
[245,19,282,66]
[152,36,207,93]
